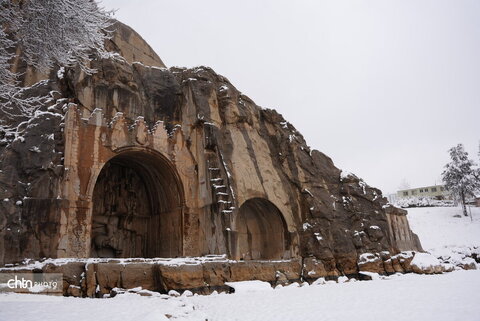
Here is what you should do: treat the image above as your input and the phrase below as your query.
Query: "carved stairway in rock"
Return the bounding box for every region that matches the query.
[203,123,235,218]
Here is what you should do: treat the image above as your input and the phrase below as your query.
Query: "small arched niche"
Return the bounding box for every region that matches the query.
[234,198,289,260]
[90,150,183,258]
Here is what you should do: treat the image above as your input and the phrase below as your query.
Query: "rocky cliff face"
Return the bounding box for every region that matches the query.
[0,21,422,277]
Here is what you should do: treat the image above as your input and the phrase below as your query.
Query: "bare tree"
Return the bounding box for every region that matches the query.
[0,0,113,122]
[17,0,114,73]
[0,1,19,99]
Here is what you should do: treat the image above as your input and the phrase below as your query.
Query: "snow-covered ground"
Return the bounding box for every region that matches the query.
[408,206,480,270]
[0,206,479,321]
[1,270,479,321]
[407,206,480,251]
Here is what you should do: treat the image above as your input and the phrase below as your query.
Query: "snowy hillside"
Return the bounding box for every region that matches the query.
[407,206,480,250]
[0,206,479,321]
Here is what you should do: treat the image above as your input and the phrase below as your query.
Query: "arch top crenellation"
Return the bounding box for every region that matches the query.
[65,103,176,144]
[63,103,192,162]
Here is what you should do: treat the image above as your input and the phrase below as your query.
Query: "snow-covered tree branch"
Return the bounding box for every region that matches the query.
[0,0,113,126]
[16,0,114,73]
[442,144,480,217]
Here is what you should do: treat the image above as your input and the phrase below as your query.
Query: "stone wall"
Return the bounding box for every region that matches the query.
[0,257,303,297]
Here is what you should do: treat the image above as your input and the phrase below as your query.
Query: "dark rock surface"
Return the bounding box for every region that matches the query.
[0,20,422,282]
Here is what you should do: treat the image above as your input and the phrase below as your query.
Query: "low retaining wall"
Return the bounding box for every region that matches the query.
[3,250,476,297]
[0,256,303,297]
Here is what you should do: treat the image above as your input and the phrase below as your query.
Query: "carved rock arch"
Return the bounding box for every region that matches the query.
[233,198,290,260]
[89,148,184,258]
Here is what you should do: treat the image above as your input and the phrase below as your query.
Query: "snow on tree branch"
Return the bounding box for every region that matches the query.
[17,0,114,74]
[442,144,480,217]
[0,0,114,131]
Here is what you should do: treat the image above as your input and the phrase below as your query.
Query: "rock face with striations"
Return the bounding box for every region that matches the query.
[0,21,422,281]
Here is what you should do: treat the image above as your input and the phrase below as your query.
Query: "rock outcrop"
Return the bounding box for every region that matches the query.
[105,21,165,68]
[8,20,164,89]
[0,20,422,284]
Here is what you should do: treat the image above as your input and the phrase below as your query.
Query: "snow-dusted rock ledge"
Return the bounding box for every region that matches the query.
[356,249,478,278]
[0,256,303,297]
[1,248,477,298]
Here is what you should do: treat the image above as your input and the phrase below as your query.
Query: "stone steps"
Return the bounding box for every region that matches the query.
[207,155,234,216]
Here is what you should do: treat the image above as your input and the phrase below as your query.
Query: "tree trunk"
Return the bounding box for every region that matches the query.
[461,190,468,216]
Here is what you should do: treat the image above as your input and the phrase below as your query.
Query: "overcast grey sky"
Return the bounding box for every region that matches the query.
[100,0,479,195]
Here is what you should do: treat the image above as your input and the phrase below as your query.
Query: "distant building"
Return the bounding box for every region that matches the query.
[397,185,451,200]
